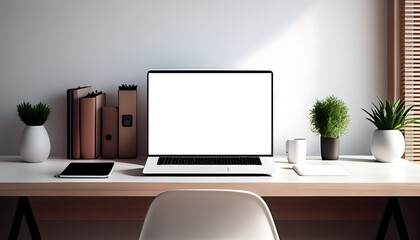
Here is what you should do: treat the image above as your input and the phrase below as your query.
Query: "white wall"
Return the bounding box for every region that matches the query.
[0,0,386,157]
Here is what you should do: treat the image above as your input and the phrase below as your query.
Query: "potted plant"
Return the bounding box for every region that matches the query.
[309,95,350,160]
[362,98,418,162]
[17,102,51,162]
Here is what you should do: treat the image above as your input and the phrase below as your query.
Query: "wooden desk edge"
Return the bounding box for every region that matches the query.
[1,182,420,197]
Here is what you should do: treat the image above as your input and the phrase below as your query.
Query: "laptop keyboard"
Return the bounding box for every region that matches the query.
[157,156,262,165]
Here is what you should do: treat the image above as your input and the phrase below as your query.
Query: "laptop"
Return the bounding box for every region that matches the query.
[142,70,274,176]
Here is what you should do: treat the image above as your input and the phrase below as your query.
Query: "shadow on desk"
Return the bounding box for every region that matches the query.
[121,168,144,177]
[0,156,25,163]
[302,156,379,163]
[338,157,379,163]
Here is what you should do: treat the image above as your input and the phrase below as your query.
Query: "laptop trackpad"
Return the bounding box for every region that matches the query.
[161,165,229,174]
[194,165,229,173]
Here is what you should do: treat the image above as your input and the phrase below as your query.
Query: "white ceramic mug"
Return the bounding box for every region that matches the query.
[286,139,307,164]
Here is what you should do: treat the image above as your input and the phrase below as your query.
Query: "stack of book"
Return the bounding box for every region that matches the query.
[67,87,105,159]
[66,85,137,159]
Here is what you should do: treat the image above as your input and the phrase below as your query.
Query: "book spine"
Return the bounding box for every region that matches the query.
[72,97,82,158]
[118,90,137,158]
[95,93,106,158]
[80,97,96,159]
[66,89,73,159]
[102,107,118,159]
[71,87,92,159]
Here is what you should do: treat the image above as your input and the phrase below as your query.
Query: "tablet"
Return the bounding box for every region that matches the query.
[56,162,115,178]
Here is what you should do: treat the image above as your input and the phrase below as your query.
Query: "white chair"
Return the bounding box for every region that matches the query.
[139,189,280,240]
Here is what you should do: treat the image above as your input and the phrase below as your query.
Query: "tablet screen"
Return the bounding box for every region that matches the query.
[56,162,115,178]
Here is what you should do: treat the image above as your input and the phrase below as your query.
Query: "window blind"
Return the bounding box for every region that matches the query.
[401,0,420,160]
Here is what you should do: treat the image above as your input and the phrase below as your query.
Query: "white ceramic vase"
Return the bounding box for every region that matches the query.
[371,130,405,163]
[19,125,51,163]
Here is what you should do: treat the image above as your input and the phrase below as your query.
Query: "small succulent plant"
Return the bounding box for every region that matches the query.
[362,98,418,130]
[17,102,51,126]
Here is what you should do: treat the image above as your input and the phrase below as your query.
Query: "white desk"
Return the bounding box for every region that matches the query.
[0,155,420,197]
[1,155,419,240]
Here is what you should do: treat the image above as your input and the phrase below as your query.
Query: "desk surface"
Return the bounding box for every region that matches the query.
[1,156,420,197]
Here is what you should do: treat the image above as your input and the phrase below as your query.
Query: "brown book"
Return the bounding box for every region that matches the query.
[80,97,95,159]
[80,92,106,159]
[94,93,106,158]
[67,86,92,159]
[102,107,118,159]
[118,88,137,158]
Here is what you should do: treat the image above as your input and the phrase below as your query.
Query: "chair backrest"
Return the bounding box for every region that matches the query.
[139,189,280,240]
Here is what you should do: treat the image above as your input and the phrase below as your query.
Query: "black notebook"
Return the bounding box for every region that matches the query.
[56,162,115,178]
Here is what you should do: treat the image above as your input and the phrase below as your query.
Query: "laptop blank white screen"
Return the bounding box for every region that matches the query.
[148,71,273,156]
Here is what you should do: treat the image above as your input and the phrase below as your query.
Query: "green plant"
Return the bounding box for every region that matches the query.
[309,95,350,138]
[362,97,418,130]
[17,102,51,126]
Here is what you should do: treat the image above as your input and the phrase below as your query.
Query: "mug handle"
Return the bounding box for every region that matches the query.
[286,140,290,153]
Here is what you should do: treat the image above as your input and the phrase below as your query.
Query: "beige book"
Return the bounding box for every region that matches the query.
[118,89,137,158]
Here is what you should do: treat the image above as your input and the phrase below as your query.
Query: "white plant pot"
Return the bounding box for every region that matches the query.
[371,130,405,163]
[19,125,51,163]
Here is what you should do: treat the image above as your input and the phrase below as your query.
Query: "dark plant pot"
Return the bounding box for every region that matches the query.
[321,137,340,160]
